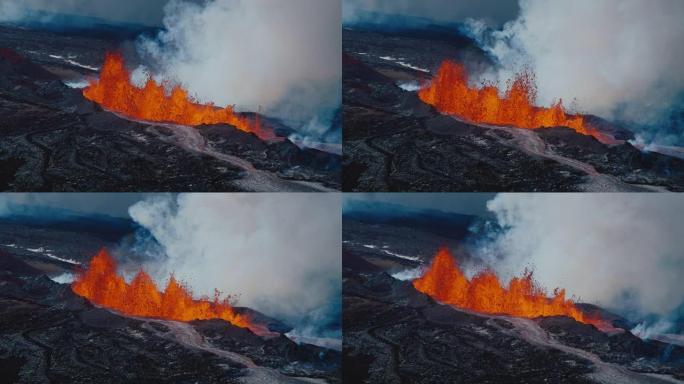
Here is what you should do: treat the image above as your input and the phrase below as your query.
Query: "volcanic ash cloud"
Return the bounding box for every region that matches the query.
[476,194,684,319]
[127,193,341,334]
[137,0,342,142]
[469,0,684,138]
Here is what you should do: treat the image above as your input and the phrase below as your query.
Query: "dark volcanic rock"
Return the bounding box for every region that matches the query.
[0,26,340,192]
[539,316,684,377]
[0,251,42,276]
[538,128,684,191]
[343,271,598,384]
[0,275,245,383]
[194,319,340,381]
[342,28,684,192]
[342,216,684,383]
[0,251,340,383]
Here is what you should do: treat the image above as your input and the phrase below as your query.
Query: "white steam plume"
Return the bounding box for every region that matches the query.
[471,0,684,130]
[477,194,684,317]
[127,193,341,332]
[137,0,341,141]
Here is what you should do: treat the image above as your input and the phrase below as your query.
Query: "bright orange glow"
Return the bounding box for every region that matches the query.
[413,248,608,329]
[72,249,260,332]
[83,52,273,139]
[419,61,612,143]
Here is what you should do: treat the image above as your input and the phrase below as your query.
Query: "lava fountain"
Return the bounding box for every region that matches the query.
[413,248,610,330]
[83,52,273,140]
[418,61,612,143]
[72,248,263,333]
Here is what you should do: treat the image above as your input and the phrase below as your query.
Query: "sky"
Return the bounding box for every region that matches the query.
[344,193,496,217]
[1,0,520,27]
[0,0,173,26]
[343,0,519,26]
[0,193,147,218]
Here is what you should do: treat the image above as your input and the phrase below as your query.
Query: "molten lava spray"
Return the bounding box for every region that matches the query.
[413,248,606,328]
[72,248,259,332]
[83,52,272,139]
[419,61,610,143]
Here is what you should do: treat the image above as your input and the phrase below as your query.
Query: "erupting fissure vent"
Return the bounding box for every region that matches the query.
[72,249,259,332]
[413,248,607,329]
[83,52,273,139]
[419,61,611,143]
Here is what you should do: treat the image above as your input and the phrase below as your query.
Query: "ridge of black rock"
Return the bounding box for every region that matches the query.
[0,249,341,383]
[0,26,340,191]
[342,28,684,192]
[342,217,684,383]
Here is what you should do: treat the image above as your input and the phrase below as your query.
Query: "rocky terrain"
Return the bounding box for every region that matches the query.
[0,216,340,383]
[342,213,684,383]
[342,28,684,192]
[0,25,339,192]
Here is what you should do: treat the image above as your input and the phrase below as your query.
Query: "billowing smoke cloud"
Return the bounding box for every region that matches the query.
[0,0,169,26]
[475,194,684,320]
[127,193,341,336]
[137,0,341,143]
[343,0,519,27]
[469,0,684,142]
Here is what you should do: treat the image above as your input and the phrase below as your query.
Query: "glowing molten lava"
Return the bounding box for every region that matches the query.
[72,249,257,331]
[419,61,611,143]
[83,52,272,139]
[413,248,606,328]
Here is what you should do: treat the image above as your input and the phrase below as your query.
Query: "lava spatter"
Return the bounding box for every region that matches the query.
[419,61,611,143]
[413,247,608,329]
[72,248,259,332]
[83,52,272,139]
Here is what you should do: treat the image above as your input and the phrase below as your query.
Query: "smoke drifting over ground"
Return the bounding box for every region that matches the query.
[475,194,684,322]
[138,0,341,142]
[127,193,341,336]
[343,0,518,27]
[0,0,169,26]
[468,0,684,142]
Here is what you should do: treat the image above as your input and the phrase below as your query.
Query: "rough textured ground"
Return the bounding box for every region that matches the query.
[342,28,684,192]
[342,215,684,383]
[0,25,339,192]
[0,217,341,383]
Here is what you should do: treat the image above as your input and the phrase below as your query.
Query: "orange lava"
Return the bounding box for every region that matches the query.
[419,61,611,143]
[413,248,606,328]
[72,248,257,331]
[83,52,272,139]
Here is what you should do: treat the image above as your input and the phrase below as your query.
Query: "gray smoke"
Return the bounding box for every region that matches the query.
[476,194,684,319]
[0,0,169,26]
[343,0,519,27]
[127,193,341,334]
[137,0,341,142]
[468,0,684,142]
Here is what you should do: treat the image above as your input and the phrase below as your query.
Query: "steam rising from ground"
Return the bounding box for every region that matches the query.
[127,194,341,336]
[468,0,684,142]
[476,194,684,320]
[138,0,341,143]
